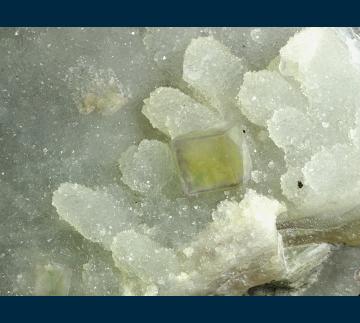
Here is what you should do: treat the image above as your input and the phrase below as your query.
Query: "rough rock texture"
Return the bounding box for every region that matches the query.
[183,36,248,118]
[2,27,360,295]
[119,139,175,194]
[142,87,223,138]
[238,28,360,246]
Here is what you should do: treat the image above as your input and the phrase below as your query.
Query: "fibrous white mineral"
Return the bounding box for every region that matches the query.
[173,189,287,295]
[118,139,175,194]
[183,36,248,118]
[299,246,360,296]
[281,243,332,290]
[279,207,360,246]
[142,87,223,138]
[248,243,332,295]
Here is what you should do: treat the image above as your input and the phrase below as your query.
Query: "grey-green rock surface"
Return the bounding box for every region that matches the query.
[1,27,360,296]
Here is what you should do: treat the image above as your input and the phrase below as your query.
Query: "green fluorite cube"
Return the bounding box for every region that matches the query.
[172,126,245,195]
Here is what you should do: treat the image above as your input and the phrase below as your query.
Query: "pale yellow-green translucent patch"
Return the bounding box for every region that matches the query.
[79,85,128,116]
[172,128,244,195]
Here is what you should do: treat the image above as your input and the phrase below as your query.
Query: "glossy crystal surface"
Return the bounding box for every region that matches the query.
[172,127,244,195]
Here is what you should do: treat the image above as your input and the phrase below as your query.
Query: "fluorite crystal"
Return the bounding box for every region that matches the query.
[171,126,249,195]
[3,27,360,296]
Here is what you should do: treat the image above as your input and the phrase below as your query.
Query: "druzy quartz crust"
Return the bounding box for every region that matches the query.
[2,27,360,296]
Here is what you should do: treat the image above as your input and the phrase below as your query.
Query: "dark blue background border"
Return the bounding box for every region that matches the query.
[1,296,359,322]
[1,0,360,26]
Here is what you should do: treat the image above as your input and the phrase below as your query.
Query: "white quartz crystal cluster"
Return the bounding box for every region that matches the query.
[53,185,287,295]
[51,35,292,295]
[51,35,283,295]
[239,28,360,246]
[2,28,360,296]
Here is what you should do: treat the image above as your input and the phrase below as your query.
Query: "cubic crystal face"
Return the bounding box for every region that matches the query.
[172,126,245,195]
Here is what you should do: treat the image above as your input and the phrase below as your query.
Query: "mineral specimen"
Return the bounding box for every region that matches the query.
[183,36,248,118]
[238,28,360,248]
[52,183,136,249]
[171,126,249,195]
[142,87,223,138]
[66,58,130,116]
[118,139,176,194]
[177,189,286,296]
[3,27,360,296]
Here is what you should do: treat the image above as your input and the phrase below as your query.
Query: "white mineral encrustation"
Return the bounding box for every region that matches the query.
[2,27,360,295]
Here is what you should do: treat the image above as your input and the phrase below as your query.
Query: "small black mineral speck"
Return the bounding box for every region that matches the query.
[297,181,303,189]
[242,129,246,134]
